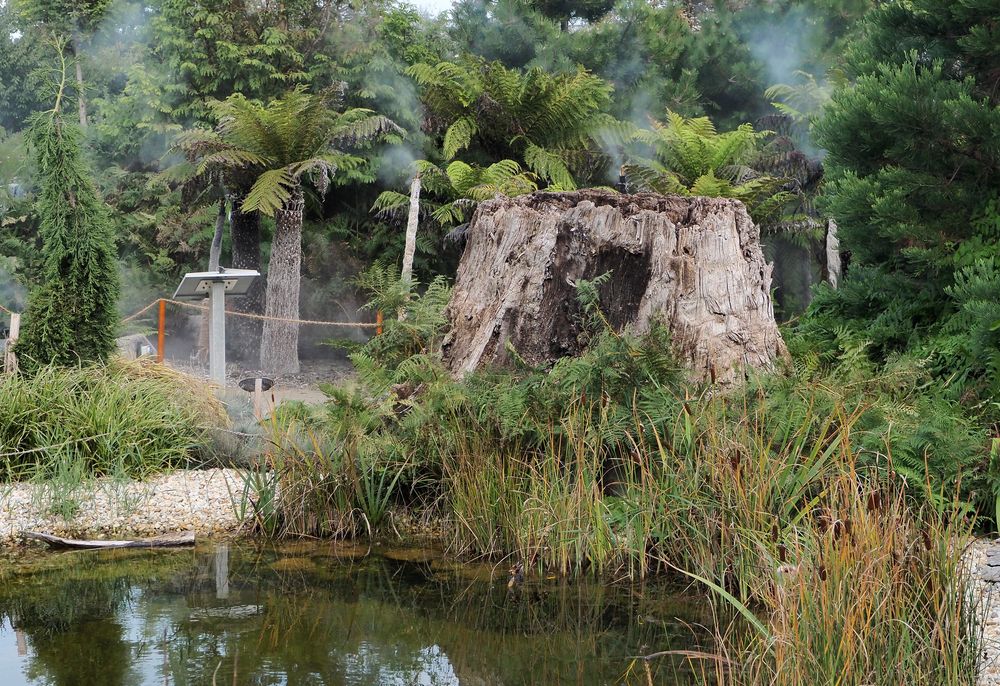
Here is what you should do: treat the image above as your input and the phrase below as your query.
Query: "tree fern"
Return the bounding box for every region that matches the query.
[623,111,789,223]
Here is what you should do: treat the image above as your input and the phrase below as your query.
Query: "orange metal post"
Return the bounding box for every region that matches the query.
[376,310,384,336]
[157,298,166,363]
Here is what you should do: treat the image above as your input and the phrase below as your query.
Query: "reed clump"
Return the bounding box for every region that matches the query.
[697,476,980,686]
[0,359,227,481]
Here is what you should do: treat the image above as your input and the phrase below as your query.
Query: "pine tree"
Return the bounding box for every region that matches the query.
[804,0,1000,398]
[16,49,119,372]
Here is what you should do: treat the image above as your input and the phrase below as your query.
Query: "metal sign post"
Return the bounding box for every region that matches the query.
[208,280,226,385]
[173,268,260,388]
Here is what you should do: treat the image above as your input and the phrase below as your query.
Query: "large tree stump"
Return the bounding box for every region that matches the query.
[443,190,787,384]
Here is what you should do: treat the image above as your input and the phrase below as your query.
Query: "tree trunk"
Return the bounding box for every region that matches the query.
[229,200,264,362]
[443,190,787,385]
[208,199,225,271]
[196,200,227,364]
[71,33,87,128]
[825,217,842,288]
[259,189,303,375]
[400,173,421,284]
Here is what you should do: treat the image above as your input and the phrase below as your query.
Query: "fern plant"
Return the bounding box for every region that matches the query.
[178,87,402,374]
[372,158,538,231]
[407,57,613,189]
[621,111,791,224]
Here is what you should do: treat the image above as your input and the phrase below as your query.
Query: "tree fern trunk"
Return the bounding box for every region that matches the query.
[825,218,842,288]
[196,200,227,365]
[260,189,303,375]
[229,199,264,362]
[400,173,421,284]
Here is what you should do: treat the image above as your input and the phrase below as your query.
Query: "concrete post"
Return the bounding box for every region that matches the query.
[209,281,226,386]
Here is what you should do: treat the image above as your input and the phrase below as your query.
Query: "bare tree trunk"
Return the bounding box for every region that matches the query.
[400,173,421,284]
[229,196,264,362]
[260,189,303,375]
[825,217,841,288]
[444,190,787,384]
[71,33,87,128]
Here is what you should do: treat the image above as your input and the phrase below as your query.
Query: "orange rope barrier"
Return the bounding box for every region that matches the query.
[121,298,379,328]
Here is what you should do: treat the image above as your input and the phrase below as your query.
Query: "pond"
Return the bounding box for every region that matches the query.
[0,541,715,685]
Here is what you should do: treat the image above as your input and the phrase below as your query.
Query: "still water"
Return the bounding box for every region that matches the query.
[0,542,713,685]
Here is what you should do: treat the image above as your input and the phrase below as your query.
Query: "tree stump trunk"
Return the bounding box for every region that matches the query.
[443,190,787,384]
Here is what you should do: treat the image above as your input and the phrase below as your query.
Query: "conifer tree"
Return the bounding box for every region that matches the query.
[804,0,1000,397]
[16,48,119,371]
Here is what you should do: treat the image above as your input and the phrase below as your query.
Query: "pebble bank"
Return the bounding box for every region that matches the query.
[0,469,245,545]
[969,540,1000,685]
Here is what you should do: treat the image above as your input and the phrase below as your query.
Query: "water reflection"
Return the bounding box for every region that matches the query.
[0,542,713,685]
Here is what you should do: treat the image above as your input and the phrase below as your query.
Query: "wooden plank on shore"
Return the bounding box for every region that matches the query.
[22,530,195,549]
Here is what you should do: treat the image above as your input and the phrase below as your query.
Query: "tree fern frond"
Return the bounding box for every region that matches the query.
[242,167,295,216]
[443,117,477,160]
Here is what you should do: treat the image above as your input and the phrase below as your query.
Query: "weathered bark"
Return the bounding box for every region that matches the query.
[260,189,303,375]
[443,190,787,384]
[229,200,264,361]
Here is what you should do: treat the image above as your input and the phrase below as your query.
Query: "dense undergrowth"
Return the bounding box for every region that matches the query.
[241,270,984,683]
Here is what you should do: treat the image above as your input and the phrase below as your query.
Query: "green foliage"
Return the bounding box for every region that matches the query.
[0,360,226,481]
[408,57,613,188]
[16,106,119,372]
[351,261,451,375]
[449,0,560,69]
[149,0,320,123]
[13,0,112,34]
[804,0,1000,416]
[189,87,403,217]
[622,111,791,223]
[527,0,614,25]
[0,6,50,131]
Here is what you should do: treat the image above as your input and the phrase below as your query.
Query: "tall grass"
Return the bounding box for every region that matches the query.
[698,478,980,685]
[238,405,414,539]
[434,390,981,684]
[260,273,986,683]
[0,359,227,482]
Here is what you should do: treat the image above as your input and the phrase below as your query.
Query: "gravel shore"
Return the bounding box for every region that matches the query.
[0,469,246,545]
[968,539,1000,685]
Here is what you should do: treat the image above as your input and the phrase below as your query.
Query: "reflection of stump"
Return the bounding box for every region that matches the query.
[443,190,787,384]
